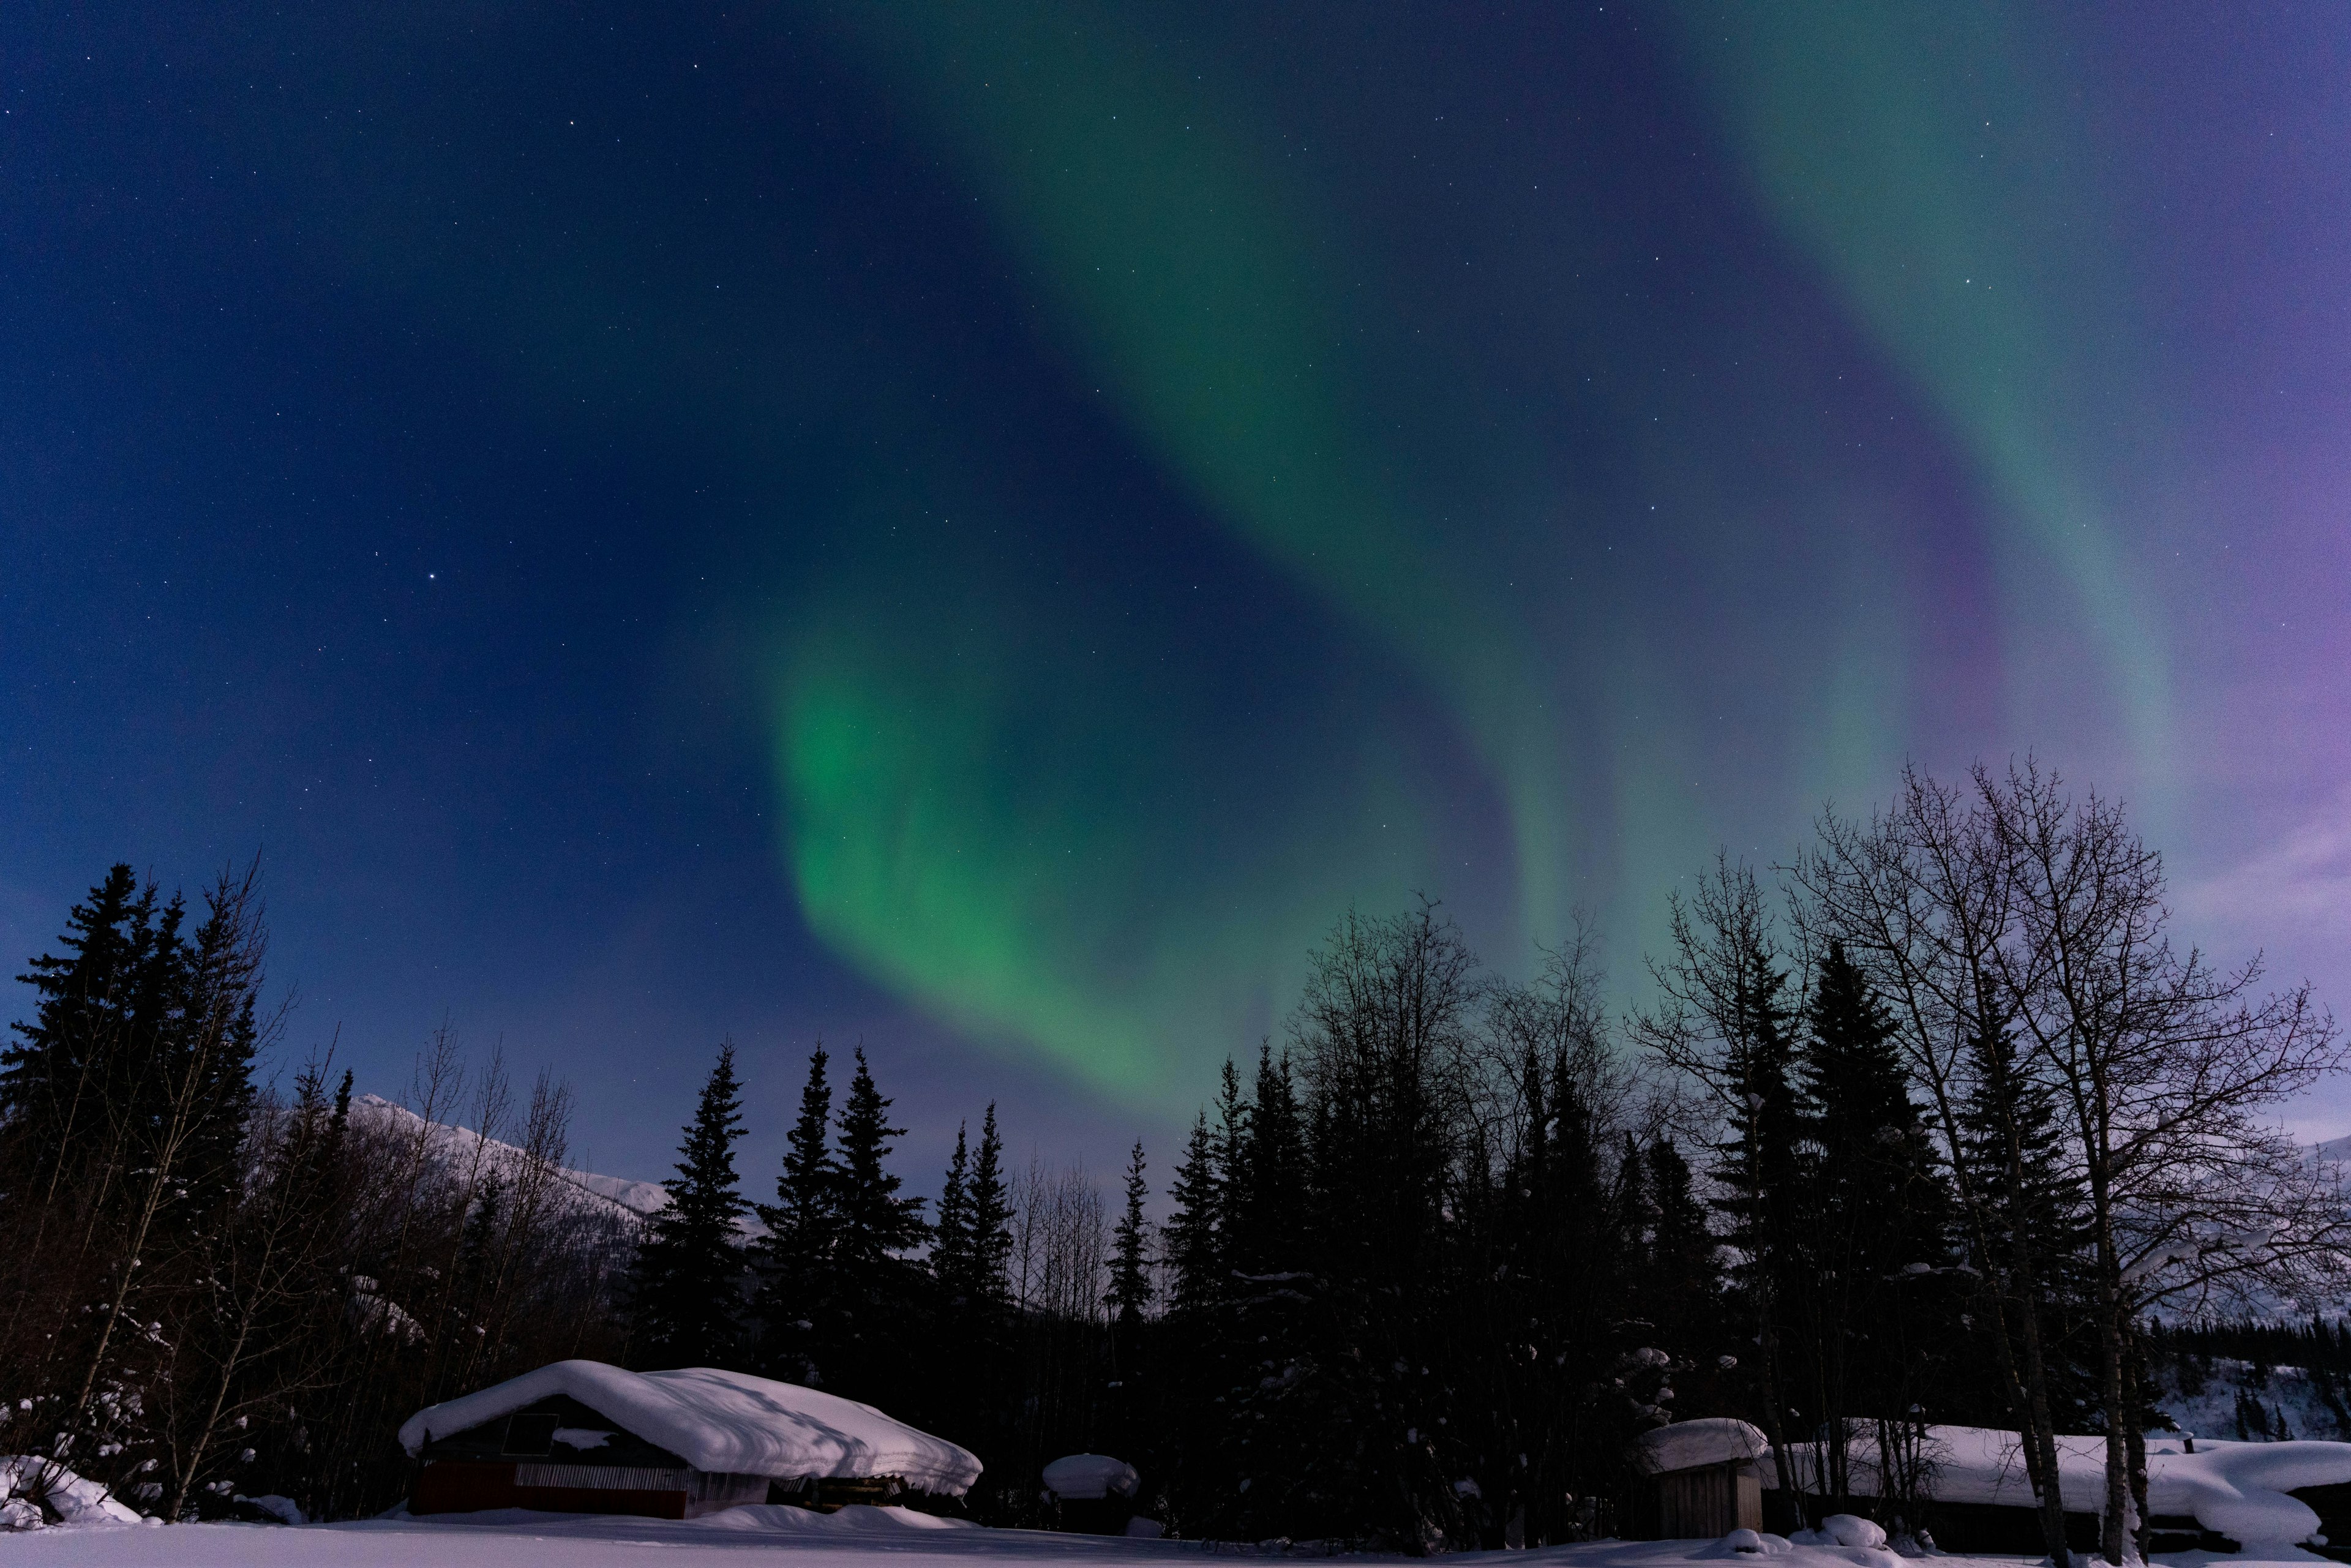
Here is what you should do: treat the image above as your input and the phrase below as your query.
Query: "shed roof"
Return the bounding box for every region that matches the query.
[398,1360,981,1495]
[1638,1417,1772,1474]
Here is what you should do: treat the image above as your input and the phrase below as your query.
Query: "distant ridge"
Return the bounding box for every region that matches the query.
[348,1092,668,1226]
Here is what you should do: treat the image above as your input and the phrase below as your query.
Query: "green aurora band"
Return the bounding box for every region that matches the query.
[774,4,1574,1098]
[771,1,2172,1103]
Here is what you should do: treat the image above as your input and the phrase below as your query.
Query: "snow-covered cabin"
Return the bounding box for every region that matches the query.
[1776,1424,2351,1556]
[399,1360,981,1520]
[1637,1419,1770,1539]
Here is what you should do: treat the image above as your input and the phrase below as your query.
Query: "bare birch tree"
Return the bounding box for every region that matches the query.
[1793,767,2079,1562]
[1798,762,2350,1563]
[1980,762,2345,1560]
[159,1060,350,1518]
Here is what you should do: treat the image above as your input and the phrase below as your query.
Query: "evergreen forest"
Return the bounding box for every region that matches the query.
[2,764,2346,1555]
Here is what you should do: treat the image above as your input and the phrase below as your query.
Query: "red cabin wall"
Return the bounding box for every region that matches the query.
[413,1460,688,1520]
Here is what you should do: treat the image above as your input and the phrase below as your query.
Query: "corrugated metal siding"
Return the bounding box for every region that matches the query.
[517,1464,691,1491]
[689,1471,773,1507]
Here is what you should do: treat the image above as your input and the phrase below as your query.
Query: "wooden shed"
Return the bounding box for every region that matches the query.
[399,1359,980,1521]
[1636,1418,1769,1539]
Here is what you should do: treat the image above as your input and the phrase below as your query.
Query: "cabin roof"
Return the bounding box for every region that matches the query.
[398,1359,981,1494]
[1639,1417,1771,1476]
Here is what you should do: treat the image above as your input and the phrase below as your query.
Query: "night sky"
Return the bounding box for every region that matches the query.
[6,2,2349,1186]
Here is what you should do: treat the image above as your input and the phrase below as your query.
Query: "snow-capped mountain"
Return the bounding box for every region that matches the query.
[347,1093,668,1226]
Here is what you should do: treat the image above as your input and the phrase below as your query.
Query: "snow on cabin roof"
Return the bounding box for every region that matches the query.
[398,1360,982,1495]
[1638,1417,1772,1474]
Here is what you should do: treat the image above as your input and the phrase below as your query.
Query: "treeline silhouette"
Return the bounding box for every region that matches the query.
[3,763,2345,1555]
[0,863,636,1521]
[2149,1316,2351,1377]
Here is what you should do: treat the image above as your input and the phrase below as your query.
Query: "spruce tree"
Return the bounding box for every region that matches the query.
[1704,929,1807,1491]
[1539,1056,1638,1523]
[1,867,182,1228]
[1,865,143,1147]
[1797,940,1953,1504]
[1218,1049,1312,1534]
[1161,1111,1221,1318]
[933,1121,974,1305]
[630,1041,749,1368]
[1802,943,1949,1275]
[455,1171,506,1337]
[1155,1108,1223,1531]
[1467,1032,1637,1550]
[1101,1139,1154,1467]
[1228,1045,1306,1277]
[1958,996,2099,1427]
[753,1045,838,1382]
[170,881,266,1229]
[43,866,266,1488]
[1106,1141,1153,1333]
[825,1048,926,1400]
[924,1101,1013,1497]
[967,1103,1014,1313]
[1210,1057,1249,1255]
[835,1048,926,1269]
[1644,1136,1720,1352]
[1281,903,1484,1548]
[1616,1128,1657,1294]
[929,1106,1011,1326]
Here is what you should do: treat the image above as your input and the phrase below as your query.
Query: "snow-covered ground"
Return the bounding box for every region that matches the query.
[0,1506,2335,1568]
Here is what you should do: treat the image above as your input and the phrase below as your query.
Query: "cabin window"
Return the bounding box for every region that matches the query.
[501,1413,560,1456]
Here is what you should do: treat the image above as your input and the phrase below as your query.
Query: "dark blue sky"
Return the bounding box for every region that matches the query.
[7,2,2349,1190]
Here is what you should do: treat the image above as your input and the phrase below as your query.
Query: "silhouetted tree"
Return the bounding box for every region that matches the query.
[1632,858,1808,1499]
[826,1047,927,1405]
[629,1042,749,1368]
[1106,1141,1152,1335]
[753,1044,839,1384]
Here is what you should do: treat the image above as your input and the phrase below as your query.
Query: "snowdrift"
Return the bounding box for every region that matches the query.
[685,1502,983,1533]
[399,1361,982,1495]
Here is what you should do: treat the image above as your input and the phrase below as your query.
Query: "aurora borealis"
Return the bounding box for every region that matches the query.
[6,2,2349,1172]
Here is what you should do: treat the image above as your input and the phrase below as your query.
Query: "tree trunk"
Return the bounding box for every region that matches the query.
[2012,1253,2075,1564]
[2089,1154,2129,1564]
[2124,1330,2150,1562]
